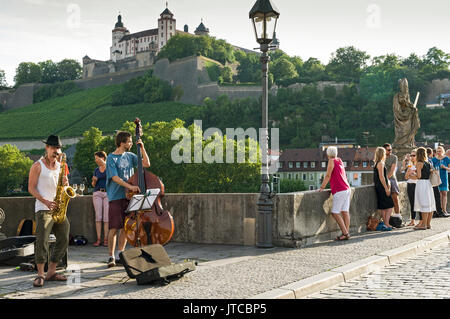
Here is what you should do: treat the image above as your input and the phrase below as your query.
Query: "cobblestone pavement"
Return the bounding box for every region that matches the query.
[307,243,450,299]
[1,218,449,299]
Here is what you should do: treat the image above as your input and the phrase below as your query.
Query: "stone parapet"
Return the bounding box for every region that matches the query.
[0,183,447,247]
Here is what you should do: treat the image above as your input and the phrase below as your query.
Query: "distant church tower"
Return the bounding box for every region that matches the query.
[111,14,129,61]
[158,3,176,50]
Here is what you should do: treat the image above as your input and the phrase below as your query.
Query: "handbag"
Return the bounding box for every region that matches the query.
[389,214,403,228]
[430,169,441,187]
[367,216,379,231]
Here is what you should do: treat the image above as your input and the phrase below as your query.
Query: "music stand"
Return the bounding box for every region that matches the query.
[126,189,160,213]
[126,189,160,247]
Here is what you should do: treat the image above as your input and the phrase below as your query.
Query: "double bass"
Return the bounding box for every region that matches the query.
[123,118,174,247]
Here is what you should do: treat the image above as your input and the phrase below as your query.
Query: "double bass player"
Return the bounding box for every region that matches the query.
[105,131,150,267]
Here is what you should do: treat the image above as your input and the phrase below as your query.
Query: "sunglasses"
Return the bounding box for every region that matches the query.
[386,149,392,152]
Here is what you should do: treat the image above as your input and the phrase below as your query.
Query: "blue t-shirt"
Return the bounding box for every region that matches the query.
[106,152,138,201]
[432,156,450,190]
[93,167,107,191]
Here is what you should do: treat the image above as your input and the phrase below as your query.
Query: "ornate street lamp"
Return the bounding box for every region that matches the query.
[249,0,280,248]
[249,0,280,46]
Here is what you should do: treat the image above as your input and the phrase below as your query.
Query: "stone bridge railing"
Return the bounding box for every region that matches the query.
[1,183,445,247]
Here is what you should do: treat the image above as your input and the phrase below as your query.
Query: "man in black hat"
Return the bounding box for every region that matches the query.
[28,135,70,287]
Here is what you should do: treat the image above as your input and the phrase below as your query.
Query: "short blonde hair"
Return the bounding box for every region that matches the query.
[437,146,445,153]
[374,147,386,163]
[326,146,338,158]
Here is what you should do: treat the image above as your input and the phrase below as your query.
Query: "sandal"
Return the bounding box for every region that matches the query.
[335,234,349,241]
[45,273,68,282]
[93,239,101,247]
[407,221,415,227]
[414,226,427,230]
[103,239,108,247]
[33,276,45,287]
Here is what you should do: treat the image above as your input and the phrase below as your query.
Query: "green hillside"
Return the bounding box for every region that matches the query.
[0,84,201,140]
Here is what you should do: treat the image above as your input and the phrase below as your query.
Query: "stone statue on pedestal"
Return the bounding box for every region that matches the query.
[392,78,420,162]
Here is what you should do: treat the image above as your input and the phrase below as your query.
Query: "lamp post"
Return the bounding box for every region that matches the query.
[249,0,280,248]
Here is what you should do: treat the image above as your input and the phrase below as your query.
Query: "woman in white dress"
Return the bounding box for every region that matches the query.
[414,147,436,230]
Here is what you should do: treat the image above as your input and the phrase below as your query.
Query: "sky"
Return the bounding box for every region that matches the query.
[1,0,449,86]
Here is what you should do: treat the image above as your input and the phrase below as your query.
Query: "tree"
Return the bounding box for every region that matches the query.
[326,46,370,82]
[401,53,423,70]
[279,179,307,193]
[236,53,261,83]
[370,54,401,69]
[111,71,174,106]
[57,59,82,82]
[0,144,34,195]
[423,47,450,72]
[271,58,298,83]
[158,34,235,65]
[73,127,114,179]
[14,62,41,86]
[73,119,261,193]
[300,58,328,83]
[219,66,233,83]
[0,69,8,89]
[38,60,59,84]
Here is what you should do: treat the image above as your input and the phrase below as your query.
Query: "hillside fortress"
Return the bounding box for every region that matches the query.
[82,4,277,79]
[82,5,213,79]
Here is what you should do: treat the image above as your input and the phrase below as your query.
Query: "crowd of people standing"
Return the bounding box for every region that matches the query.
[374,144,450,231]
[319,143,449,242]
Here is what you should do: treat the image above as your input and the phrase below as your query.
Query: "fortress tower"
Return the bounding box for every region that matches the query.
[157,5,176,50]
[194,19,210,36]
[110,14,129,61]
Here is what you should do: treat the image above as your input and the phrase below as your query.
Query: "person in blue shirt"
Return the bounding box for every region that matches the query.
[427,147,444,217]
[432,146,450,217]
[105,131,150,267]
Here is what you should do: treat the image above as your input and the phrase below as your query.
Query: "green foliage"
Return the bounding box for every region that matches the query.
[33,81,83,103]
[235,52,262,84]
[57,59,82,82]
[220,66,233,83]
[279,179,307,193]
[326,46,370,83]
[74,119,261,193]
[38,60,59,84]
[59,101,202,137]
[271,58,298,82]
[111,71,175,106]
[0,80,201,140]
[14,62,42,87]
[157,34,235,65]
[0,85,118,139]
[0,69,8,89]
[205,61,221,82]
[14,59,82,87]
[0,144,34,196]
[73,127,115,179]
[205,61,233,84]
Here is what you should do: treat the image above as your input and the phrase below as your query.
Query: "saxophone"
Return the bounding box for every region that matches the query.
[51,153,76,224]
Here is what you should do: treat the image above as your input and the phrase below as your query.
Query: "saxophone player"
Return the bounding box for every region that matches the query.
[28,135,70,288]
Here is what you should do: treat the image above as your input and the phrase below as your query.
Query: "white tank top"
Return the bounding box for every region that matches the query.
[406,164,418,184]
[35,159,61,213]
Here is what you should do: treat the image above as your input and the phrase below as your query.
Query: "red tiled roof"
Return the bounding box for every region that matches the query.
[119,29,159,42]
